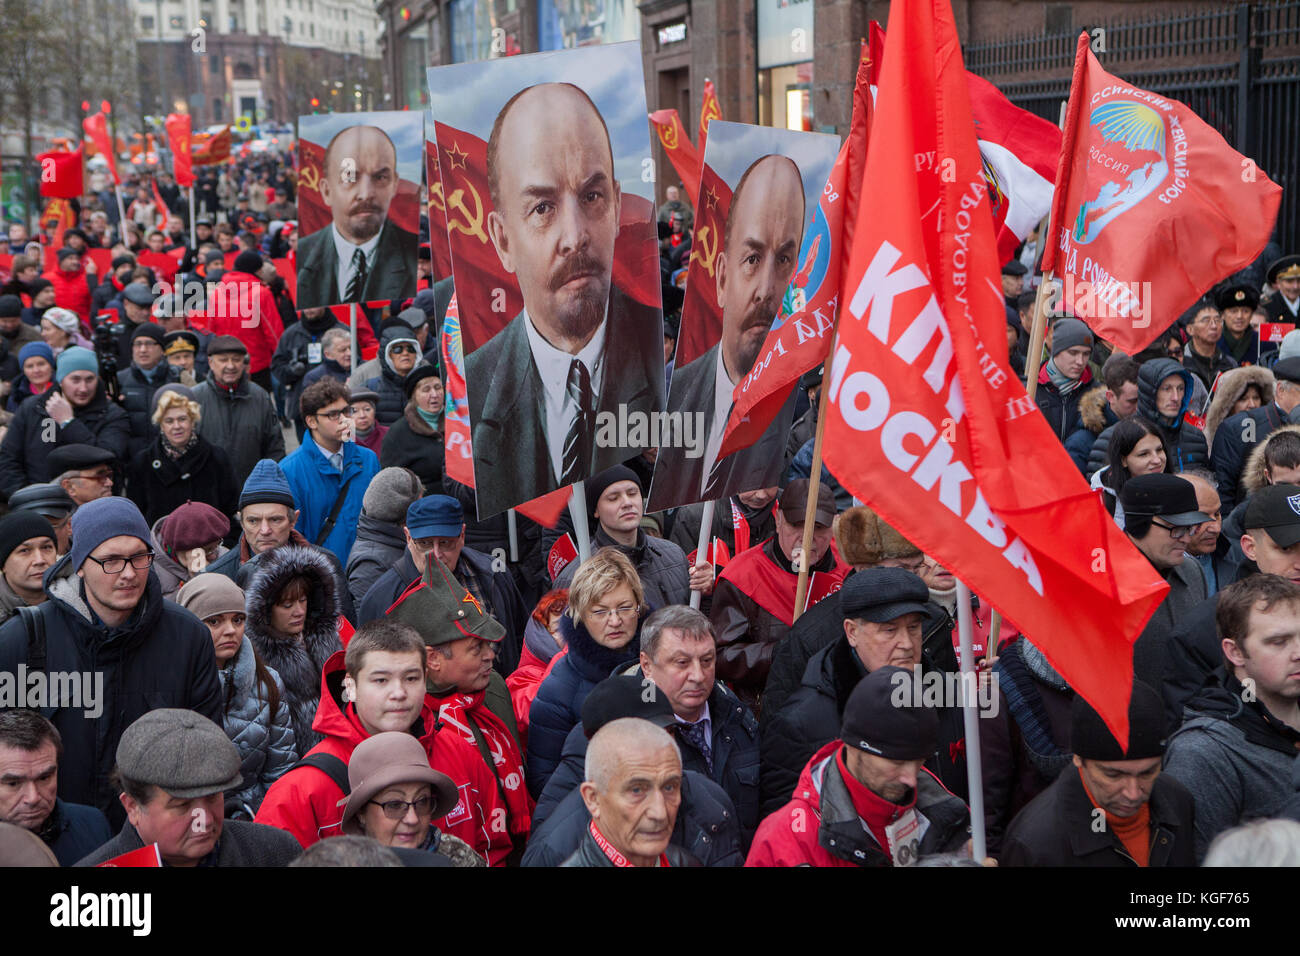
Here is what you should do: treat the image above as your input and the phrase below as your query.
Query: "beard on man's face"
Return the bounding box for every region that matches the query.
[733,297,780,376]
[546,252,610,338]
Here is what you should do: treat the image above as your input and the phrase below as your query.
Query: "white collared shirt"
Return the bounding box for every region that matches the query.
[333,225,382,301]
[698,345,737,495]
[676,701,712,747]
[311,436,344,472]
[523,306,607,484]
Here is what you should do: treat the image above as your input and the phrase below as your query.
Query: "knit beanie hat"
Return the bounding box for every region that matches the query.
[130,322,166,347]
[55,247,78,265]
[176,572,246,622]
[69,497,151,572]
[41,307,81,336]
[233,250,263,275]
[1051,317,1094,357]
[1279,330,1300,363]
[0,295,23,318]
[239,459,296,511]
[834,505,920,566]
[17,342,55,369]
[585,465,641,519]
[0,511,56,566]
[55,346,98,383]
[362,467,424,523]
[1070,680,1167,760]
[160,501,230,554]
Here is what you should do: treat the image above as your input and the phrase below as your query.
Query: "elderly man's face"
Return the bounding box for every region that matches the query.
[581,740,681,866]
[775,509,832,568]
[717,157,804,384]
[123,786,224,867]
[641,627,715,723]
[320,126,399,244]
[488,85,622,348]
[0,739,58,831]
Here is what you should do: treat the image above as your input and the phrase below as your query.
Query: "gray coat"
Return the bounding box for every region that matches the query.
[554,526,690,610]
[345,512,406,608]
[76,818,301,867]
[219,635,297,818]
[192,371,285,488]
[1147,556,1208,635]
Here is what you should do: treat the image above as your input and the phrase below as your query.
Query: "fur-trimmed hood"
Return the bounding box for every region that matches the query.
[1242,424,1300,494]
[1205,365,1276,448]
[1078,386,1111,435]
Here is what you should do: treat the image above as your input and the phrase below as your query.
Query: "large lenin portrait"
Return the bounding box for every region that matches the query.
[295,111,424,310]
[427,43,665,519]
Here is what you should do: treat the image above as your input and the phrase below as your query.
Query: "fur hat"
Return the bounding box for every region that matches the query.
[833,505,920,567]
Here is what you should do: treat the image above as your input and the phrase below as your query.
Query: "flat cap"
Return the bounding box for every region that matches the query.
[115,709,243,798]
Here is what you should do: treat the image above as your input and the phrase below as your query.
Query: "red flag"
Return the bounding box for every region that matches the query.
[673,164,731,368]
[717,43,874,459]
[1041,33,1282,354]
[83,112,119,185]
[37,147,83,199]
[192,126,232,166]
[165,113,194,187]
[424,137,455,281]
[649,109,702,204]
[41,198,77,252]
[150,176,172,234]
[823,0,1168,748]
[699,79,722,158]
[95,843,162,867]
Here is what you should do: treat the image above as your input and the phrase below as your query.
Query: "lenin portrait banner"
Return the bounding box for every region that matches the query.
[295,110,425,310]
[426,42,665,520]
[648,121,838,513]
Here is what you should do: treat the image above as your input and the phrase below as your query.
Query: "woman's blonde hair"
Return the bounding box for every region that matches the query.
[568,547,644,620]
[151,389,202,427]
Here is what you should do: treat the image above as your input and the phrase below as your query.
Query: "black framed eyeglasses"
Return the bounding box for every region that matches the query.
[315,406,355,421]
[1150,519,1192,541]
[367,795,434,820]
[85,551,155,574]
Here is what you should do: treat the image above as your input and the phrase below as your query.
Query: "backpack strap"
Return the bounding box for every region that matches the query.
[314,475,356,546]
[291,752,351,795]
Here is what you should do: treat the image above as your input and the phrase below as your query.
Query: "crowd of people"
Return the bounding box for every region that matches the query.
[2,146,1300,870]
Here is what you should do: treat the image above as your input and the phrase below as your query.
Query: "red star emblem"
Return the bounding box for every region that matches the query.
[461,590,482,615]
[705,185,718,211]
[445,141,469,171]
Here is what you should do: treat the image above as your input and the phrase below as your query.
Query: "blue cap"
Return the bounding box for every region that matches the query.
[405,495,463,538]
[69,497,152,572]
[55,346,98,383]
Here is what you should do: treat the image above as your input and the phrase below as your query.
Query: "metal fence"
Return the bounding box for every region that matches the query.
[966,1,1300,258]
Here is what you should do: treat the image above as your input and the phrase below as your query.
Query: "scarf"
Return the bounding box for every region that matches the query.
[994,639,1073,778]
[163,432,199,461]
[416,405,442,430]
[435,689,532,837]
[835,746,916,862]
[589,819,669,867]
[1077,766,1151,866]
[1045,357,1084,396]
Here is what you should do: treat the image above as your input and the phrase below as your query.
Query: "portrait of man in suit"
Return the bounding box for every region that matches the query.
[296,124,417,309]
[649,153,806,512]
[465,82,665,518]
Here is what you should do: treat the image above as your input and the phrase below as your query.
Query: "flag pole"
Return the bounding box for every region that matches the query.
[348,302,358,379]
[507,507,518,563]
[955,579,987,862]
[189,185,197,249]
[690,499,715,610]
[114,185,128,243]
[1022,100,1068,405]
[793,327,839,621]
[569,482,591,564]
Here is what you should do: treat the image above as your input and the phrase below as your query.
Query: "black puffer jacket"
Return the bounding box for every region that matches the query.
[126,431,239,528]
[242,545,343,759]
[0,382,132,498]
[0,555,222,827]
[116,362,181,457]
[760,637,968,816]
[1086,358,1207,476]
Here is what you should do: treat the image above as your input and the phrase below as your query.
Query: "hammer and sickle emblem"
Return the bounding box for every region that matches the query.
[690,225,718,278]
[446,182,488,244]
[657,122,678,151]
[429,181,447,215]
[298,164,320,194]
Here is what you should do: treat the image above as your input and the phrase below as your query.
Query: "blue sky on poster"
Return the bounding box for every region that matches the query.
[297,111,425,182]
[425,41,655,202]
[703,121,839,219]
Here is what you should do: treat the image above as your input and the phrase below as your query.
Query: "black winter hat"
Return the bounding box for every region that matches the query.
[585,465,641,519]
[580,675,677,738]
[402,362,441,399]
[841,666,939,760]
[233,250,263,275]
[1070,681,1167,760]
[0,295,22,318]
[0,511,56,566]
[130,322,166,346]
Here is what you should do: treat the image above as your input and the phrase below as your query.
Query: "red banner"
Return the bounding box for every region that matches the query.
[37,147,83,199]
[82,112,119,186]
[823,0,1168,749]
[699,79,722,159]
[192,126,232,166]
[649,109,702,205]
[718,43,874,460]
[165,113,194,187]
[1041,33,1282,355]
[424,137,455,282]
[150,176,172,234]
[674,164,731,368]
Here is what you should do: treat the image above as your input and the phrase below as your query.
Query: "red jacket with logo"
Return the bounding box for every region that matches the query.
[202,270,283,373]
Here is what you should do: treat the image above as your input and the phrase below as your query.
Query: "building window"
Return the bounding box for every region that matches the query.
[168,15,183,28]
[141,14,154,29]
[309,22,314,37]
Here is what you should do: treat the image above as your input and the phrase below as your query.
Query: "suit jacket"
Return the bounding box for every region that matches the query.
[649,342,795,511]
[295,218,416,310]
[466,284,664,518]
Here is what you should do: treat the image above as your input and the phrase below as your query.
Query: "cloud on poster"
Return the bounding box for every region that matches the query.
[703,121,839,219]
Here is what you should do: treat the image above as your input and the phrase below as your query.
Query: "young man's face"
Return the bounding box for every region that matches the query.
[594,480,642,537]
[307,397,353,446]
[132,337,164,370]
[345,650,426,735]
[78,534,150,615]
[1107,381,1140,418]
[1155,374,1185,418]
[123,787,224,866]
[1074,755,1161,818]
[1222,305,1252,335]
[61,370,100,408]
[1242,530,1300,585]
[1223,598,1300,704]
[1279,275,1300,301]
[1054,344,1091,381]
[0,739,58,830]
[147,233,165,252]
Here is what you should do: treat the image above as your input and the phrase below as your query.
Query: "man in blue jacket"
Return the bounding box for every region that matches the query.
[279,377,380,565]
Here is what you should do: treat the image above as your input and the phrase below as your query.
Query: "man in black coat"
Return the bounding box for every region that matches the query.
[1000,682,1196,867]
[467,82,665,518]
[357,494,527,674]
[1211,357,1300,513]
[0,498,222,828]
[1087,358,1208,477]
[0,348,131,500]
[270,305,348,435]
[116,323,181,457]
[759,568,969,816]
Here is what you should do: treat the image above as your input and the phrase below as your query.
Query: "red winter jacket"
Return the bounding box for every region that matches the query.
[254,650,439,848]
[203,269,283,373]
[505,643,567,753]
[43,265,93,321]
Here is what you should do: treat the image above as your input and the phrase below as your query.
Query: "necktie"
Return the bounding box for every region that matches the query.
[329,451,343,472]
[702,402,734,501]
[679,720,713,774]
[561,359,593,485]
[346,247,368,303]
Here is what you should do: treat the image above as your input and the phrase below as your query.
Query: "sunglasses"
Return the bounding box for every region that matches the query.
[390,344,418,355]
